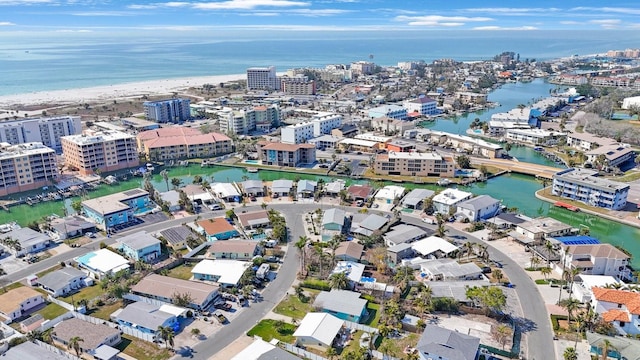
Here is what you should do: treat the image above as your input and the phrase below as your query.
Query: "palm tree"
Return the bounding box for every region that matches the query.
[295,236,308,275]
[463,242,475,260]
[160,169,169,191]
[329,271,349,290]
[540,266,552,280]
[598,339,616,360]
[190,328,201,339]
[493,269,504,284]
[530,255,541,270]
[171,177,182,190]
[545,240,554,267]
[156,326,175,349]
[562,297,580,327]
[67,336,84,357]
[327,237,341,266]
[563,346,578,360]
[325,347,337,360]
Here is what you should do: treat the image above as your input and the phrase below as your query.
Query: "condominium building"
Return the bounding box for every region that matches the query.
[350,61,375,75]
[586,144,636,168]
[0,116,81,152]
[137,127,233,161]
[367,105,408,120]
[505,128,564,146]
[258,141,316,167]
[0,142,57,196]
[373,151,455,177]
[280,75,316,95]
[143,99,191,123]
[455,92,488,105]
[218,105,280,134]
[247,66,278,90]
[248,105,280,132]
[552,168,629,210]
[403,96,438,115]
[61,131,139,175]
[281,114,342,144]
[312,114,342,137]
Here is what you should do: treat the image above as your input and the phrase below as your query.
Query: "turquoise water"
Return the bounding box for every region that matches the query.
[244,160,260,164]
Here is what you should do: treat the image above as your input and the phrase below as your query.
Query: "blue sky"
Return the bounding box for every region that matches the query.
[1,0,640,32]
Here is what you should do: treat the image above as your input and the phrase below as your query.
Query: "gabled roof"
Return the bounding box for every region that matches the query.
[209,240,258,255]
[457,195,500,211]
[322,208,346,227]
[241,180,264,191]
[131,274,218,306]
[271,179,293,193]
[0,287,43,314]
[53,318,120,351]
[359,214,387,231]
[158,226,194,245]
[313,289,367,317]
[297,179,317,193]
[592,287,640,315]
[564,243,630,260]
[191,260,251,285]
[293,312,344,346]
[412,236,459,256]
[114,302,175,331]
[3,227,50,248]
[347,184,373,199]
[118,231,160,251]
[335,241,364,261]
[236,210,270,228]
[197,218,236,236]
[324,179,346,194]
[402,188,435,207]
[384,224,428,245]
[38,267,86,292]
[231,338,300,360]
[374,185,405,200]
[416,324,480,360]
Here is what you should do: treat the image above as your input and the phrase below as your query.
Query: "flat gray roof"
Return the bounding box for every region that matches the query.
[313,289,367,317]
[4,227,50,248]
[384,224,427,244]
[554,168,629,193]
[114,302,175,331]
[417,324,480,360]
[402,188,435,207]
[159,226,194,245]
[118,231,160,251]
[2,340,69,360]
[457,195,500,211]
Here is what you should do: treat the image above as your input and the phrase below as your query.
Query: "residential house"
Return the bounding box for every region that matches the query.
[432,189,473,215]
[586,144,636,169]
[387,243,415,265]
[591,287,640,336]
[111,302,179,337]
[313,289,368,323]
[374,185,406,206]
[411,236,459,258]
[324,179,346,197]
[297,179,317,198]
[38,267,92,297]
[332,261,366,285]
[402,188,435,210]
[20,314,45,333]
[52,318,121,355]
[572,275,621,303]
[346,184,374,202]
[330,123,358,138]
[334,241,364,262]
[180,184,215,204]
[210,183,241,202]
[456,195,501,222]
[231,338,300,360]
[2,227,51,257]
[191,259,251,287]
[384,224,429,247]
[236,210,271,231]
[159,190,181,212]
[50,215,96,240]
[586,333,637,360]
[208,240,259,260]
[351,214,387,237]
[130,274,220,310]
[81,188,151,230]
[117,231,162,263]
[271,179,294,198]
[560,243,631,280]
[197,218,240,241]
[0,287,45,321]
[158,225,194,250]
[419,259,483,281]
[241,180,265,197]
[293,312,345,349]
[75,249,130,280]
[511,217,573,245]
[2,340,75,360]
[322,208,347,233]
[416,324,480,360]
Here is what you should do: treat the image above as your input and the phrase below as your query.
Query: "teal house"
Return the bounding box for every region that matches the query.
[312,289,368,323]
[197,218,239,241]
[117,231,161,263]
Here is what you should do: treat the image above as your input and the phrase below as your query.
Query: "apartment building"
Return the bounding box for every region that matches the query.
[350,61,375,75]
[403,96,438,115]
[280,75,316,95]
[61,130,139,175]
[258,141,316,167]
[281,114,342,144]
[217,105,280,134]
[373,151,454,177]
[247,66,278,90]
[0,142,57,196]
[137,127,233,161]
[505,128,564,146]
[455,92,488,105]
[552,168,629,210]
[0,116,81,152]
[586,144,636,168]
[143,99,191,123]
[368,105,408,120]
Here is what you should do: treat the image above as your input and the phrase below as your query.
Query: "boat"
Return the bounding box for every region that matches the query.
[437,179,451,186]
[146,163,155,172]
[247,167,259,173]
[534,147,544,152]
[104,175,118,184]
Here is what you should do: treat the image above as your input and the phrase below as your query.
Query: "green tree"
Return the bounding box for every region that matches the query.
[160,169,169,191]
[157,326,175,349]
[597,339,616,360]
[466,286,507,315]
[456,155,471,169]
[68,336,84,357]
[563,347,578,360]
[325,347,337,360]
[71,200,83,215]
[493,324,512,350]
[172,292,194,307]
[193,175,203,184]
[171,177,182,189]
[295,236,308,275]
[540,267,552,280]
[329,271,349,290]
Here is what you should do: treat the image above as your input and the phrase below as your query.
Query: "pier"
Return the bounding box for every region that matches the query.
[470,157,562,180]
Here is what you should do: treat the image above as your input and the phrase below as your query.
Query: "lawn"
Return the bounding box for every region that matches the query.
[364,303,381,327]
[247,319,296,343]
[60,284,105,305]
[165,264,194,280]
[273,294,314,320]
[376,333,420,358]
[607,170,640,183]
[36,303,68,320]
[90,299,123,320]
[115,334,171,360]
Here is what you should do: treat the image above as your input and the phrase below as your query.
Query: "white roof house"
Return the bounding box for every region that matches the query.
[231,338,300,360]
[191,259,250,286]
[324,179,346,194]
[271,179,293,195]
[210,183,241,200]
[293,312,345,348]
[572,274,622,303]
[420,259,482,281]
[332,261,365,283]
[412,236,459,258]
[374,185,406,204]
[432,188,473,214]
[75,249,130,279]
[402,188,435,209]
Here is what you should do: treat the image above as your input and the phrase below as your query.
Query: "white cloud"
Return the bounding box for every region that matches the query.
[589,19,622,25]
[287,8,350,16]
[571,7,640,16]
[72,11,137,16]
[54,29,93,32]
[0,0,54,5]
[238,12,279,16]
[0,21,16,25]
[472,25,537,31]
[559,21,579,25]
[127,4,158,9]
[395,15,492,27]
[464,7,559,15]
[192,0,308,10]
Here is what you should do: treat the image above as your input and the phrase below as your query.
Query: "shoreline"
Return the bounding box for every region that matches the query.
[0,73,246,109]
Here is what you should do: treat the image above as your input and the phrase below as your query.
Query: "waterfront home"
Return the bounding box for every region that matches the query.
[210,183,241,202]
[75,249,130,280]
[334,241,364,262]
[552,168,629,211]
[159,190,181,212]
[383,224,429,247]
[50,215,96,240]
[432,188,473,215]
[346,184,374,202]
[510,217,573,245]
[403,96,438,115]
[231,338,300,360]
[504,128,565,146]
[0,287,45,321]
[322,208,347,233]
[455,91,488,105]
[419,259,482,281]
[367,104,408,120]
[208,240,259,260]
[270,179,293,198]
[2,227,51,257]
[236,210,271,230]
[401,188,435,210]
[180,184,215,203]
[416,324,480,360]
[456,195,501,222]
[586,333,636,360]
[258,141,316,167]
[370,116,415,134]
[351,213,388,237]
[586,144,636,169]
[117,231,162,263]
[374,185,406,205]
[130,274,220,310]
[572,275,622,303]
[296,179,317,198]
[332,261,365,286]
[313,289,368,323]
[191,259,251,287]
[111,302,180,338]
[592,287,640,336]
[158,225,194,250]
[293,312,345,350]
[38,267,92,297]
[387,243,415,265]
[488,213,530,230]
[81,188,151,230]
[196,218,240,241]
[560,243,631,280]
[52,318,121,354]
[324,179,346,197]
[241,180,265,197]
[411,236,459,259]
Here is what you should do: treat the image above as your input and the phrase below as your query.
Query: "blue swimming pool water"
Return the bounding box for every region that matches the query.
[245,160,260,164]
[360,277,376,283]
[134,205,156,215]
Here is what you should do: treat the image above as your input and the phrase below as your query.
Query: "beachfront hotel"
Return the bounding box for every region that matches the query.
[143,98,191,123]
[373,151,455,178]
[257,141,316,167]
[552,168,630,210]
[61,130,139,176]
[247,66,278,90]
[0,142,57,196]
[0,115,81,152]
[136,127,233,161]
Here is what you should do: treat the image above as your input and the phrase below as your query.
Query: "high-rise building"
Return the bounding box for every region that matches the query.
[61,131,139,175]
[279,75,316,95]
[0,142,57,196]
[247,66,278,90]
[0,116,81,152]
[143,99,191,123]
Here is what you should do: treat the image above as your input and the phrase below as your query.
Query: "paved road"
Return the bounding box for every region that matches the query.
[401,215,555,360]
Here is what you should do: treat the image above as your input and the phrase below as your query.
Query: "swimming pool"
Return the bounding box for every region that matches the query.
[134,204,156,215]
[360,276,376,283]
[244,160,260,164]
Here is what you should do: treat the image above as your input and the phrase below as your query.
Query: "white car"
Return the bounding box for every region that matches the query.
[421,218,436,225]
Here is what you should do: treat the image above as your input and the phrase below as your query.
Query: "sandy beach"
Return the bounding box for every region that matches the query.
[0,73,245,109]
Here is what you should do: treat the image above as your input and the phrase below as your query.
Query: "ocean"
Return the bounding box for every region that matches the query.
[1,29,639,96]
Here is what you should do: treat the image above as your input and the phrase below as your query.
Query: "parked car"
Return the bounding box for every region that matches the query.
[86,232,96,238]
[265,255,280,263]
[214,312,228,324]
[355,200,364,207]
[214,302,232,311]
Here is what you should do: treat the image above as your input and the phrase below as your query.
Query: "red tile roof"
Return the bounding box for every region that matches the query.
[602,309,631,322]
[592,287,640,315]
[197,218,236,235]
[347,184,373,199]
[261,142,315,151]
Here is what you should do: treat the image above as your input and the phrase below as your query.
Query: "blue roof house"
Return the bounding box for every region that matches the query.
[312,289,368,323]
[112,302,179,338]
[117,231,162,263]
